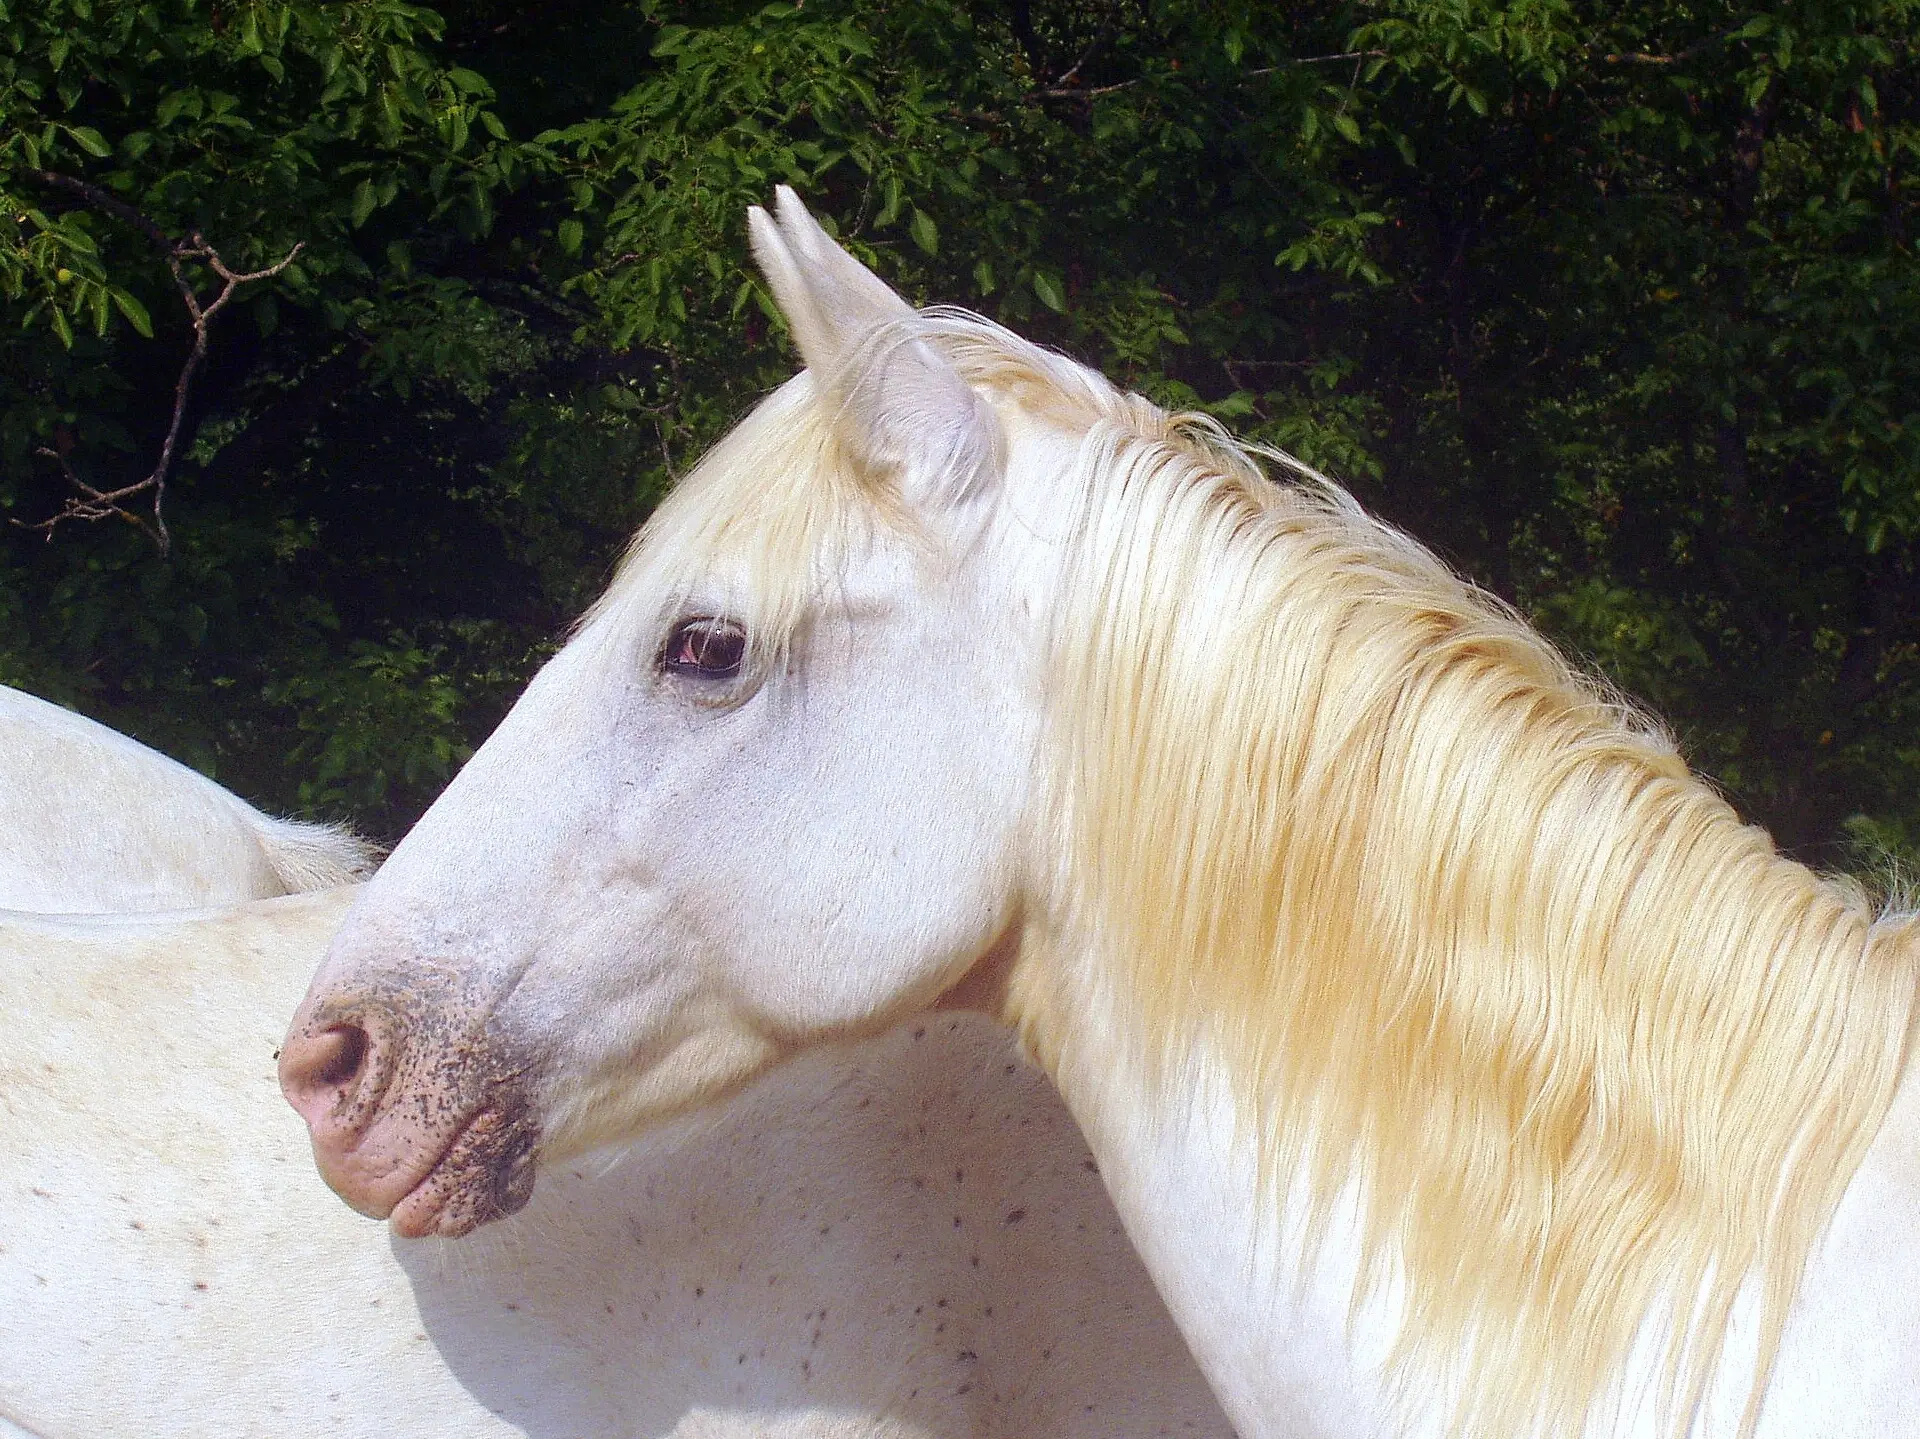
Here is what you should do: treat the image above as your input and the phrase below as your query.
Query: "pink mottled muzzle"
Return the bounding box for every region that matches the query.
[279,978,539,1238]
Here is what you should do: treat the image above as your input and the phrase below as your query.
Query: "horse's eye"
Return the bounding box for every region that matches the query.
[659,616,746,680]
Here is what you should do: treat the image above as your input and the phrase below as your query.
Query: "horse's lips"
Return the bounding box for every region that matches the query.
[387,1105,541,1239]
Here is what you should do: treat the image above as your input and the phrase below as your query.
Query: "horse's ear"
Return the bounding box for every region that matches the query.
[748,186,999,509]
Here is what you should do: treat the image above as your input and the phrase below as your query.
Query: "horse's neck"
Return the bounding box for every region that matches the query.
[1019,949,1401,1439]
[1014,937,1920,1439]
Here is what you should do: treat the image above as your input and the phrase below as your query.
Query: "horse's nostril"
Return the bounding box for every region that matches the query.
[311,1024,369,1089]
[280,1021,378,1131]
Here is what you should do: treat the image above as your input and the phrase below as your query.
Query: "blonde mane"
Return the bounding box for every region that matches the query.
[997,336,1920,1434]
[602,309,1920,1438]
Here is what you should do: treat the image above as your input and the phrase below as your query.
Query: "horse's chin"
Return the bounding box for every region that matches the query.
[536,1021,792,1167]
[388,1105,541,1240]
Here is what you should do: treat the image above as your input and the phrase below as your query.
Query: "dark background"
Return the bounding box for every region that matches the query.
[3,0,1915,884]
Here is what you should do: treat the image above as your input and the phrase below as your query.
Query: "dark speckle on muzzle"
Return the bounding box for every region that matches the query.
[280,963,547,1236]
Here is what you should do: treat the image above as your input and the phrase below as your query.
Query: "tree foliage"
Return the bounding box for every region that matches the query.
[1,0,1915,872]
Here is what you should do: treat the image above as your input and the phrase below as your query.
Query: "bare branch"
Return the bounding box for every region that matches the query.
[19,172,303,557]
[25,170,172,251]
[18,446,164,549]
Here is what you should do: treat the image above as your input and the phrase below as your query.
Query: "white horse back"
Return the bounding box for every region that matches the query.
[0,686,370,912]
[0,893,1228,1438]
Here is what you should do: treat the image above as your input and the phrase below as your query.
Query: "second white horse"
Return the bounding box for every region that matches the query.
[0,685,372,912]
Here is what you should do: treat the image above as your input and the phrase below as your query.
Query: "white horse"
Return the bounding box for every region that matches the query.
[282,189,1920,1439]
[0,685,373,911]
[0,892,1227,1438]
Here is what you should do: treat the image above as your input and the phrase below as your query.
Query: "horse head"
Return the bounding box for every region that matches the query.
[280,190,1056,1237]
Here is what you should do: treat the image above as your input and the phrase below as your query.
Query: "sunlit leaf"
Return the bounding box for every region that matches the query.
[66,125,111,157]
[109,287,153,338]
[910,207,938,255]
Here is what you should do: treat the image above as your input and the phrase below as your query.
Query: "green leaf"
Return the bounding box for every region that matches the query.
[1332,112,1362,145]
[351,179,378,228]
[557,217,584,255]
[109,287,152,338]
[1033,270,1066,312]
[909,207,938,255]
[66,126,112,158]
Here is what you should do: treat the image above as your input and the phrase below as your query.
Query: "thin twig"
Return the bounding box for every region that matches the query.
[653,415,678,485]
[1032,78,1139,99]
[1242,50,1389,76]
[18,171,302,556]
[1033,50,1389,101]
[1335,52,1366,125]
[1051,14,1118,90]
[1599,23,1749,67]
[28,444,164,548]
